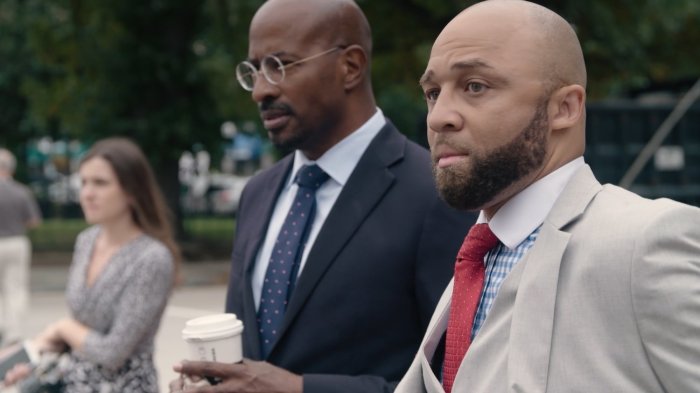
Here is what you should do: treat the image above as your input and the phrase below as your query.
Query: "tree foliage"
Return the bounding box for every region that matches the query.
[3,0,698,143]
[0,0,697,220]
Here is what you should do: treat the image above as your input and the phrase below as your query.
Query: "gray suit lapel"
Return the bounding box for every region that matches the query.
[420,281,453,393]
[506,165,603,391]
[506,224,570,392]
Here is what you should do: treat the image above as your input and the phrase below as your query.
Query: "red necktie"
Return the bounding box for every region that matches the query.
[442,223,499,393]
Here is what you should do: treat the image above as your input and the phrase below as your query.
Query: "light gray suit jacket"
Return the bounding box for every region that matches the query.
[396,165,700,393]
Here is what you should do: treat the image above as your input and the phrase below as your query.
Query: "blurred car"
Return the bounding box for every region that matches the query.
[208,174,250,215]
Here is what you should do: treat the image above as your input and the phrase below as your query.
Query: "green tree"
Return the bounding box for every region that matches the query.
[5,0,224,234]
[358,0,700,139]
[0,0,33,155]
[362,0,700,100]
[1,0,698,225]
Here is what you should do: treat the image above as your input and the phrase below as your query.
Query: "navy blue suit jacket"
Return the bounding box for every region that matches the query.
[225,121,475,393]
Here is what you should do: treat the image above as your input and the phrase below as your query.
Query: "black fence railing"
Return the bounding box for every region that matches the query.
[585,102,700,207]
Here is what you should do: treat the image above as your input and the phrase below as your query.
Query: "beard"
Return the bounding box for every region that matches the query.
[259,99,302,153]
[432,100,549,211]
[260,98,339,158]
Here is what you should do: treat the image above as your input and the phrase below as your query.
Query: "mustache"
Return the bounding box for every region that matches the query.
[259,100,293,113]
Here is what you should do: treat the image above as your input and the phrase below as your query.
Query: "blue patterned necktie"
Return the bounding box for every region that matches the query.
[258,164,329,358]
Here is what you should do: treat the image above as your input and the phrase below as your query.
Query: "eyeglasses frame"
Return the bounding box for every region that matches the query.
[236,46,347,91]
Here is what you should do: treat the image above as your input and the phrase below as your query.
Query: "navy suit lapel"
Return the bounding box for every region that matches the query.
[273,123,407,351]
[242,156,294,275]
[240,156,293,360]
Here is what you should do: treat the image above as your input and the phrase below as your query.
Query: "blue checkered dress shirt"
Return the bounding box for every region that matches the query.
[471,226,541,339]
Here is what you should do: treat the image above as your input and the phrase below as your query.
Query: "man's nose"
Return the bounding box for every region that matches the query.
[426,92,464,133]
[251,75,281,103]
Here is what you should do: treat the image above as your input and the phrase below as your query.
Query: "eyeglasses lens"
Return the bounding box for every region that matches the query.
[236,62,257,91]
[261,56,285,85]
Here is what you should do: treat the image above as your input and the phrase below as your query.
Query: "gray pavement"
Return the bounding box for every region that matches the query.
[4,260,233,392]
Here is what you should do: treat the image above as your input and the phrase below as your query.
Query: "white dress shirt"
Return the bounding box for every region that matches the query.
[252,109,386,309]
[479,157,586,248]
[468,157,586,335]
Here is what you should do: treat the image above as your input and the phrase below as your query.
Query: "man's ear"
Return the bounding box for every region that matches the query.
[549,84,586,131]
[339,45,367,90]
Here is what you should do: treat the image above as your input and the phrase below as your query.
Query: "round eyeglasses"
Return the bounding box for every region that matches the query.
[235,46,345,91]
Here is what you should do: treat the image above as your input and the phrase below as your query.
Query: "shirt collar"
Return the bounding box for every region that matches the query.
[478,157,585,249]
[289,108,386,187]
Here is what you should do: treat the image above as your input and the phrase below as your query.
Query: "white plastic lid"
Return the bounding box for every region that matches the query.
[182,313,244,341]
[23,340,39,364]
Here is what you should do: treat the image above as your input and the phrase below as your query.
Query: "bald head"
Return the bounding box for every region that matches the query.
[244,0,377,159]
[446,0,586,90]
[424,0,588,214]
[252,0,372,57]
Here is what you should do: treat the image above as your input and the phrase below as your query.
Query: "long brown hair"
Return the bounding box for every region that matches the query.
[80,137,181,284]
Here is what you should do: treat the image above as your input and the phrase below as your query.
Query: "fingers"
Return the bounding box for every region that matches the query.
[4,363,32,385]
[169,373,218,392]
[168,375,185,392]
[32,334,64,354]
[172,360,301,393]
[178,360,246,379]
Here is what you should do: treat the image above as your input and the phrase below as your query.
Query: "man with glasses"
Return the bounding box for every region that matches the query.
[171,0,474,392]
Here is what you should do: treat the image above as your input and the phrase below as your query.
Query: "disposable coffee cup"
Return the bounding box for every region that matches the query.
[182,313,244,363]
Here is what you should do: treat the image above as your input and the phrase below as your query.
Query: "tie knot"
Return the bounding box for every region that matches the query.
[457,223,499,262]
[295,164,329,191]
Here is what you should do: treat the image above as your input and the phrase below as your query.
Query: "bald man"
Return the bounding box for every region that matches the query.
[396,1,700,392]
[171,0,474,392]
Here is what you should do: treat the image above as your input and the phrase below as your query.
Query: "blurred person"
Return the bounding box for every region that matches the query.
[171,0,475,392]
[396,1,700,392]
[4,137,180,392]
[0,148,42,345]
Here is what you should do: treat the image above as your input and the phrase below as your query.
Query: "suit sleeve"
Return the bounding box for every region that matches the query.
[225,181,251,314]
[631,202,700,391]
[303,374,396,393]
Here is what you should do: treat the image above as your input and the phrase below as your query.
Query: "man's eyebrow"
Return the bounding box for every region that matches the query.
[419,70,434,86]
[451,59,494,72]
[419,59,495,86]
[246,50,287,63]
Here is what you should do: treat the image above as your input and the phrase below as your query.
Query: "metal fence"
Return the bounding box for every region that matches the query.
[585,102,700,207]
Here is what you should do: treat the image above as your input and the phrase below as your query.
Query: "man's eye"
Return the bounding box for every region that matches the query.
[424,89,440,101]
[466,82,486,93]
